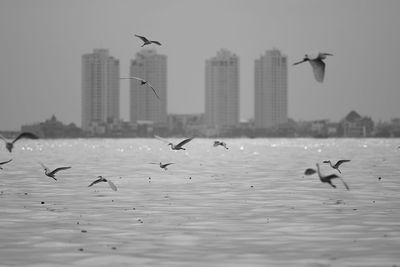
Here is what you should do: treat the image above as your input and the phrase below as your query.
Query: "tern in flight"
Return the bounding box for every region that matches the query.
[213,141,228,149]
[39,162,71,181]
[0,159,12,170]
[305,164,349,190]
[150,162,175,170]
[120,76,160,100]
[155,135,194,150]
[134,34,162,47]
[88,176,117,191]
[0,132,38,152]
[323,160,350,174]
[293,51,333,82]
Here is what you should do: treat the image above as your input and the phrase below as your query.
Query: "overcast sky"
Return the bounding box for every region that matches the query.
[0,0,399,130]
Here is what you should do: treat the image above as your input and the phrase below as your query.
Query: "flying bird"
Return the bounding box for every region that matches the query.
[150,162,175,170]
[155,135,194,150]
[323,160,350,174]
[88,176,117,191]
[0,132,39,152]
[39,162,71,181]
[213,141,228,149]
[120,76,160,99]
[293,51,333,82]
[0,159,12,170]
[134,34,162,47]
[313,163,349,190]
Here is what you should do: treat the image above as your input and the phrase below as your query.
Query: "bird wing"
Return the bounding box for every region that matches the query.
[107,180,118,191]
[88,178,103,187]
[154,135,170,144]
[120,76,143,82]
[176,137,194,148]
[135,34,149,43]
[163,163,174,167]
[12,132,39,144]
[145,83,161,100]
[0,159,12,165]
[0,134,8,144]
[213,141,220,147]
[326,174,339,180]
[49,166,71,176]
[39,162,49,170]
[335,160,351,167]
[150,40,162,46]
[309,59,325,83]
[304,168,316,175]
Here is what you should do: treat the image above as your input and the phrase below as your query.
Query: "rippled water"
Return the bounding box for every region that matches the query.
[0,138,400,266]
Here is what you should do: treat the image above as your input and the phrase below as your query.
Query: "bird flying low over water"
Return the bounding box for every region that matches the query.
[39,162,71,181]
[150,162,175,170]
[88,176,117,191]
[155,135,194,150]
[293,51,333,82]
[0,159,12,170]
[213,141,228,149]
[134,34,162,47]
[306,163,349,190]
[323,160,350,174]
[0,132,39,152]
[120,76,160,100]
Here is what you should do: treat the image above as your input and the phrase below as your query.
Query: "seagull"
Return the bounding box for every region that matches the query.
[120,76,160,100]
[154,135,194,150]
[150,162,175,170]
[0,159,12,170]
[312,163,349,190]
[88,176,117,191]
[323,160,350,174]
[213,141,228,149]
[293,51,333,82]
[0,132,39,152]
[39,162,71,181]
[134,34,162,47]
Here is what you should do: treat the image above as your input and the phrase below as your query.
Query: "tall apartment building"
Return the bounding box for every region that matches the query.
[254,49,288,129]
[81,49,119,131]
[205,49,239,129]
[130,50,167,125]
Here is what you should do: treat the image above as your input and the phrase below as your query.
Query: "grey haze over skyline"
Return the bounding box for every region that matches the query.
[1,0,399,131]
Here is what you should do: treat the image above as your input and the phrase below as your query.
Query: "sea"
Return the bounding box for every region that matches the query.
[0,138,399,266]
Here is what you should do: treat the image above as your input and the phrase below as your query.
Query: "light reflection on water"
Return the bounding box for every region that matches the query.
[1,138,400,266]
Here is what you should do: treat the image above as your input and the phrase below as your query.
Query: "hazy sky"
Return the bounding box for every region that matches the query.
[1,0,399,130]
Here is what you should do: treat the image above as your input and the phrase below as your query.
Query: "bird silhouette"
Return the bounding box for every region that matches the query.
[293,51,333,82]
[213,140,228,149]
[0,132,38,152]
[316,163,349,190]
[39,162,71,181]
[150,162,175,170]
[0,159,12,170]
[120,76,160,100]
[134,34,162,47]
[155,135,194,150]
[88,176,117,191]
[323,160,350,173]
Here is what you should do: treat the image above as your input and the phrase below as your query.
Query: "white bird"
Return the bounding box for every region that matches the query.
[154,135,194,150]
[39,162,71,181]
[0,159,12,170]
[150,162,175,170]
[305,163,349,190]
[0,132,39,152]
[88,176,117,191]
[134,34,162,47]
[323,160,350,173]
[293,51,333,82]
[213,140,228,149]
[120,76,160,100]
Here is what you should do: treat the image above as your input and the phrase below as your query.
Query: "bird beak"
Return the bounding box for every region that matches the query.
[293,59,306,66]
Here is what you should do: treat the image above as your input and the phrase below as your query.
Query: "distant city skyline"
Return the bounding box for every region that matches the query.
[1,1,399,131]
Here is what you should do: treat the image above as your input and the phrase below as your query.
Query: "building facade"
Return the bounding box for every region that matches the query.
[81,49,120,132]
[205,49,239,129]
[129,50,167,126]
[254,49,288,129]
